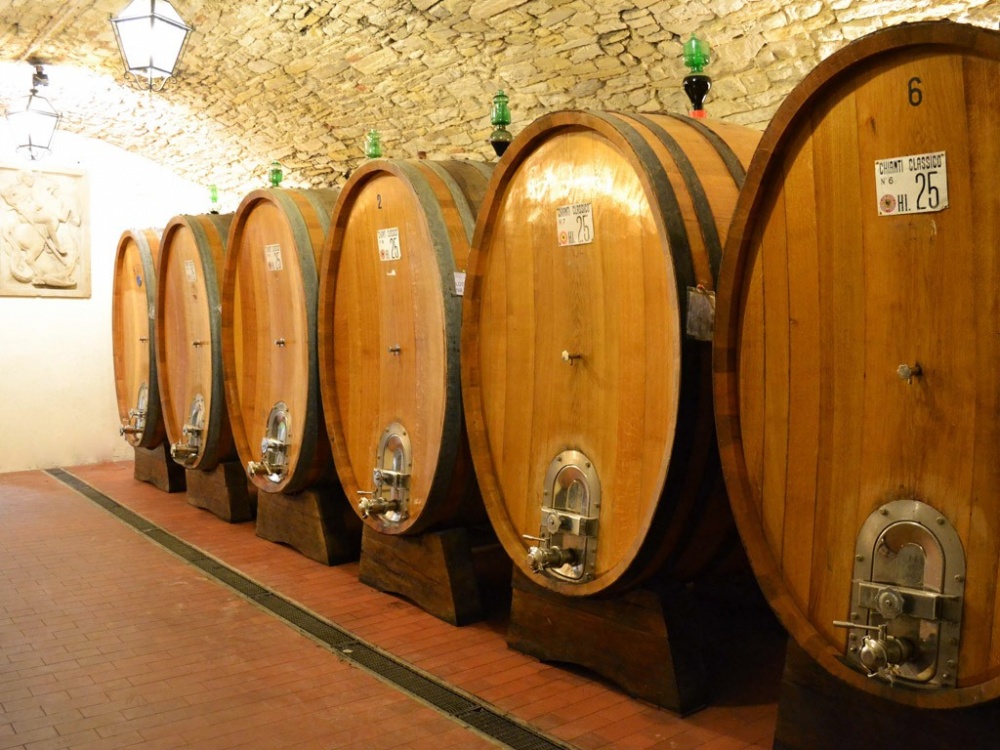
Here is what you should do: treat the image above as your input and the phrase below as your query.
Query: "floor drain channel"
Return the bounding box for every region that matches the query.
[46,468,573,750]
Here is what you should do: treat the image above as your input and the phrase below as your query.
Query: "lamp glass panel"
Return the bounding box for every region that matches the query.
[150,19,187,75]
[7,94,59,158]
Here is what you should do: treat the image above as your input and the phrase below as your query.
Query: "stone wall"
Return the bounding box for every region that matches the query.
[0,0,996,206]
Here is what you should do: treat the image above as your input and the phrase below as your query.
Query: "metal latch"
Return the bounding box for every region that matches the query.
[170,394,205,465]
[833,499,965,688]
[358,422,412,523]
[247,402,291,481]
[120,382,149,437]
[522,449,601,583]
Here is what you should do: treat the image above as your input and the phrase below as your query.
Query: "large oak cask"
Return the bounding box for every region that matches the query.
[713,21,1000,706]
[154,213,234,471]
[319,159,492,535]
[463,110,759,597]
[221,188,339,494]
[112,228,165,449]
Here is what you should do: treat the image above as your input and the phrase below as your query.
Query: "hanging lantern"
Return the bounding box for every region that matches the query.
[111,0,192,91]
[5,64,61,161]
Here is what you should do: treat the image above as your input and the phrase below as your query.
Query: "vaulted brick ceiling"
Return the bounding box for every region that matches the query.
[0,0,995,197]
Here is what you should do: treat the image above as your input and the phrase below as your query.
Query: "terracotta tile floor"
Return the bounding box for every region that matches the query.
[0,463,785,749]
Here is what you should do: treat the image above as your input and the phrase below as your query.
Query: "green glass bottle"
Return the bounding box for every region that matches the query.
[682,35,712,118]
[489,89,513,158]
[268,161,283,187]
[364,129,383,159]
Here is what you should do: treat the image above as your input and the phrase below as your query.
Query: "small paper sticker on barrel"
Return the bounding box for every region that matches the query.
[453,270,466,296]
[183,259,197,284]
[264,243,283,271]
[556,202,595,246]
[875,151,948,216]
[378,227,402,261]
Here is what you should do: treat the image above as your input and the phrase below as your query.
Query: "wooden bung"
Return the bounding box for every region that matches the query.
[154,213,235,471]
[713,21,1000,707]
[221,188,339,495]
[112,227,165,449]
[319,159,493,535]
[462,109,760,597]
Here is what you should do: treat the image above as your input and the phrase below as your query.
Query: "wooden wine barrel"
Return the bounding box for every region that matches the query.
[112,228,165,449]
[221,188,339,494]
[462,110,760,597]
[714,21,1000,707]
[154,213,234,471]
[318,159,492,535]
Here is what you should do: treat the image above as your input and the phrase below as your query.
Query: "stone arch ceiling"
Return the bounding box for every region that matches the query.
[0,0,996,201]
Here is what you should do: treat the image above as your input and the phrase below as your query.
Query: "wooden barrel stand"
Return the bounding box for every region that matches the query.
[359,525,509,626]
[255,484,361,565]
[509,570,709,714]
[185,462,256,523]
[133,444,186,493]
[774,641,1000,750]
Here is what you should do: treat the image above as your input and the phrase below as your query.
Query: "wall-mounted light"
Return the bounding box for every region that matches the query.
[5,64,61,161]
[111,0,192,91]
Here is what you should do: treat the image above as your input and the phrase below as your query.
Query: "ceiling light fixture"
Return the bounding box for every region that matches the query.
[5,63,61,161]
[111,0,192,91]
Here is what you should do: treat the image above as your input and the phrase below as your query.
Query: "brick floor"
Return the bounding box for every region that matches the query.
[0,463,785,749]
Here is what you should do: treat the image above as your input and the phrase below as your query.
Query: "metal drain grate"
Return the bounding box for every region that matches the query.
[46,468,573,750]
[461,708,569,750]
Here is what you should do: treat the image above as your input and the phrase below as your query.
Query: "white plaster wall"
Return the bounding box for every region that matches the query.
[0,129,206,473]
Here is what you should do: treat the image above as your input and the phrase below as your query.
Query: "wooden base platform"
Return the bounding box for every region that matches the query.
[185,462,257,523]
[508,571,708,714]
[774,640,1000,749]
[358,525,510,626]
[133,444,186,493]
[255,485,362,565]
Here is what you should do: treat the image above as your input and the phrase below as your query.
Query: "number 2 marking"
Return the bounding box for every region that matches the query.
[377,194,383,209]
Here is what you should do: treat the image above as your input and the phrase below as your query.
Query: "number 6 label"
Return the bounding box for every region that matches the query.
[556,203,595,247]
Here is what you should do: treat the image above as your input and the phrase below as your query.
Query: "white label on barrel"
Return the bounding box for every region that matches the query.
[183,259,197,283]
[557,202,595,246]
[264,243,283,271]
[453,271,466,296]
[875,151,949,216]
[378,227,402,261]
